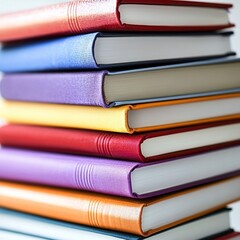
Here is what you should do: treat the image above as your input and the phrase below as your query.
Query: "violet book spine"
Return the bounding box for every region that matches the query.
[1,71,109,107]
[0,147,137,198]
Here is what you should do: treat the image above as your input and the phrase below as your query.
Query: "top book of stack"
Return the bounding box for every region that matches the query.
[0,0,234,42]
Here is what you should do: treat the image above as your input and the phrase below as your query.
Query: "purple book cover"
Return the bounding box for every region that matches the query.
[1,58,240,108]
[1,72,108,107]
[0,147,239,198]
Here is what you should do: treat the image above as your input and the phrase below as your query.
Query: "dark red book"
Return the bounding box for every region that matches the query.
[0,120,239,162]
[0,0,234,42]
[214,232,240,240]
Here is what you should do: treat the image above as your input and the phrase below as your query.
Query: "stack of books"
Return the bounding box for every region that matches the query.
[0,0,239,239]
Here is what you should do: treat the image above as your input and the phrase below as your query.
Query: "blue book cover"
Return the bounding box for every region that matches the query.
[0,32,235,72]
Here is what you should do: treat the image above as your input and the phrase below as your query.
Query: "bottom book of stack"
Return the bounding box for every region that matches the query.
[0,208,239,240]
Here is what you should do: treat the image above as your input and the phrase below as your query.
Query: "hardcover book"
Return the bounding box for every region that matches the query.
[0,208,233,240]
[0,0,73,14]
[0,120,239,162]
[0,93,239,133]
[0,0,234,42]
[1,58,240,107]
[0,32,234,72]
[0,146,240,198]
[0,230,46,240]
[0,177,240,236]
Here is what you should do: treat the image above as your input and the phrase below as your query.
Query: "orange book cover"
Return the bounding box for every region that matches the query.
[1,177,240,236]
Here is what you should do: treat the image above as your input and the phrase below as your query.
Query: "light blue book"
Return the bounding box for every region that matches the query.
[0,229,48,240]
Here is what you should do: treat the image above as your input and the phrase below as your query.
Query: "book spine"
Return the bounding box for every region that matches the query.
[1,72,109,107]
[0,33,99,72]
[0,147,138,197]
[0,125,145,161]
[0,181,144,235]
[0,100,132,133]
[0,0,120,42]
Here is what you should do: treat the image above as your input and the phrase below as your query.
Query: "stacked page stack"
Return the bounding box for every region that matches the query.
[0,0,239,239]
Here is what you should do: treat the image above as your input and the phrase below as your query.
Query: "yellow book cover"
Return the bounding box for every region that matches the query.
[0,93,239,133]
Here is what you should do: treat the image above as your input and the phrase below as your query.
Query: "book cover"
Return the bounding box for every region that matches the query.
[0,177,239,236]
[0,32,235,72]
[0,208,233,240]
[0,146,240,198]
[0,0,233,42]
[0,120,239,162]
[1,57,240,107]
[0,93,239,133]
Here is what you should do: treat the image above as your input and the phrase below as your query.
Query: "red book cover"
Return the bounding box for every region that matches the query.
[0,119,239,162]
[0,0,234,42]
